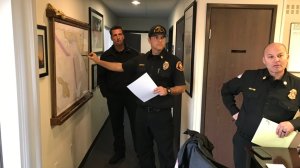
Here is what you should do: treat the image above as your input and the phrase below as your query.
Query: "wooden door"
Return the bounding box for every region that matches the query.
[202,5,276,167]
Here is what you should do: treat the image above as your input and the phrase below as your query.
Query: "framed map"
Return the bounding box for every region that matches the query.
[46,4,92,125]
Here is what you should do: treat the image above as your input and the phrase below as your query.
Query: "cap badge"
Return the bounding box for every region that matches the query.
[154,26,165,33]
[163,61,169,70]
[176,61,184,71]
[288,89,297,100]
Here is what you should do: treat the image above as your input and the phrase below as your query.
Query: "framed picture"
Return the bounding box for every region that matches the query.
[183,1,197,97]
[91,64,98,90]
[37,25,49,78]
[46,4,92,125]
[89,7,104,54]
[288,22,300,72]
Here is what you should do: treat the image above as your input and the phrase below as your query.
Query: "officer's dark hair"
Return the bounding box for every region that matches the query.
[109,26,123,36]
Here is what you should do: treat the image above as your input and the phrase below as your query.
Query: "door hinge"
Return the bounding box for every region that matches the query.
[209,29,212,39]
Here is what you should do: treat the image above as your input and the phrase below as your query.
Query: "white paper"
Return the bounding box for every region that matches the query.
[266,163,286,168]
[251,118,297,148]
[127,73,158,102]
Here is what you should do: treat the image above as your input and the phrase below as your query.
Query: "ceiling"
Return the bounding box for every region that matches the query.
[99,0,180,18]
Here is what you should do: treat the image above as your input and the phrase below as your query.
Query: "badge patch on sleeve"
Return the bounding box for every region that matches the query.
[176,61,184,71]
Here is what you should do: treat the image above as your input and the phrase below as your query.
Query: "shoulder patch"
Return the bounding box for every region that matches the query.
[176,61,184,71]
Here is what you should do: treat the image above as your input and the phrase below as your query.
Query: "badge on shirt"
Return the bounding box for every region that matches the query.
[163,61,169,70]
[288,89,297,100]
[176,61,184,71]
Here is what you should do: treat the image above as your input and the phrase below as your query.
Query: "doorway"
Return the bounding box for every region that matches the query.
[202,4,277,167]
[124,32,141,52]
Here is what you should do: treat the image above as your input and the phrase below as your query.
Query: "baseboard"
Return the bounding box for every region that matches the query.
[78,117,109,168]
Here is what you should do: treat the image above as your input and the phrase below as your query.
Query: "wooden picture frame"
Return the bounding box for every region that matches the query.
[288,22,300,72]
[37,25,49,78]
[46,4,92,126]
[89,7,104,55]
[183,1,197,97]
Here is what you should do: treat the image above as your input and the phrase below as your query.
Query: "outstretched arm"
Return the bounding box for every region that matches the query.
[88,52,124,72]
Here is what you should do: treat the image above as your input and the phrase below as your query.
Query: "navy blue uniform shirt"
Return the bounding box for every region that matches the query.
[98,45,138,97]
[122,49,185,108]
[221,68,300,141]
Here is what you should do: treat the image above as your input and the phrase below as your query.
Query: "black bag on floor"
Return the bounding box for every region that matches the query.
[176,129,228,168]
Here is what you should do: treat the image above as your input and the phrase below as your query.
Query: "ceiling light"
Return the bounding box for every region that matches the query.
[131,0,140,5]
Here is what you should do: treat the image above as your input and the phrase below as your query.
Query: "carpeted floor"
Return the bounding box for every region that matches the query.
[80,112,160,168]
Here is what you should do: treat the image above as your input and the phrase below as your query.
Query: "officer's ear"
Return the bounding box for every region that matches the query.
[262,56,266,65]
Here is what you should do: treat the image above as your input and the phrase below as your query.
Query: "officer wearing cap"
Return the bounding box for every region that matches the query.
[88,24,186,168]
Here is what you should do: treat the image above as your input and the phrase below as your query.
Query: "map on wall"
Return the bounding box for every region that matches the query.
[54,22,89,115]
[46,3,92,125]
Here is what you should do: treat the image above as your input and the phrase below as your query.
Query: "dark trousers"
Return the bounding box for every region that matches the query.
[106,93,137,154]
[233,132,252,168]
[135,106,175,168]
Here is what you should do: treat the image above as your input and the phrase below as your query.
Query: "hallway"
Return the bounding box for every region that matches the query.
[80,112,139,168]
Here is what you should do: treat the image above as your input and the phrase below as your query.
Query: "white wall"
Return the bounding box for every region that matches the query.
[0,0,35,167]
[282,0,300,77]
[36,0,117,167]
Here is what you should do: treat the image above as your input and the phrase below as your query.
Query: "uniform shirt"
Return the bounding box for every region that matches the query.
[98,45,138,97]
[122,49,185,108]
[221,68,300,141]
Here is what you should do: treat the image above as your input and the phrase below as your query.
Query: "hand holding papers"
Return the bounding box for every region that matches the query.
[127,73,158,102]
[251,118,298,148]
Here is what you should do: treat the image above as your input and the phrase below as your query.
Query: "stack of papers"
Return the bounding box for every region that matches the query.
[251,118,298,148]
[127,73,158,102]
[266,163,286,168]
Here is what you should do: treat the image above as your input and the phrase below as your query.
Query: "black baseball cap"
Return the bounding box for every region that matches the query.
[148,25,166,37]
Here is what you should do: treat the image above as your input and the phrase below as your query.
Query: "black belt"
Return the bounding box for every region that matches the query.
[142,106,171,112]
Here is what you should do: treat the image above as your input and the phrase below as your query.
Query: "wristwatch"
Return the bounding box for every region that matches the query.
[167,87,172,95]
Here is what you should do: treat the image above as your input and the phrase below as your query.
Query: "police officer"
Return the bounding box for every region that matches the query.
[221,43,300,168]
[98,26,138,164]
[88,24,186,168]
